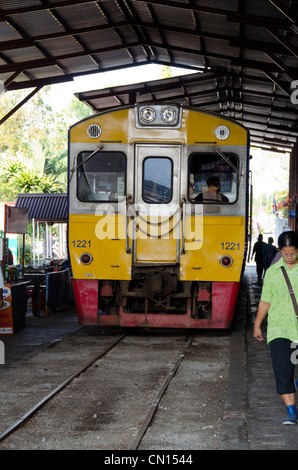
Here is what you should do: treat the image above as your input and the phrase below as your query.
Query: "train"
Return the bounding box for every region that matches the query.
[68,103,250,328]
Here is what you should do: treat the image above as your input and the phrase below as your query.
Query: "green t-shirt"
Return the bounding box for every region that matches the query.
[260,256,298,343]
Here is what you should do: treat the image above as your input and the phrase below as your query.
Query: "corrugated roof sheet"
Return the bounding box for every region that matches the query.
[15,193,67,222]
[0,1,296,88]
[75,71,298,152]
[0,0,297,151]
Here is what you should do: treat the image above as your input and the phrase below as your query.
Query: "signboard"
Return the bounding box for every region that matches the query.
[0,284,13,335]
[289,210,296,219]
[6,206,28,234]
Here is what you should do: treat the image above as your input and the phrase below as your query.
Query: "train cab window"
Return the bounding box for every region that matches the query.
[77,151,126,202]
[189,153,238,204]
[143,157,172,203]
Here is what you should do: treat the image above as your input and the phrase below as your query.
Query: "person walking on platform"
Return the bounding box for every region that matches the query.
[253,231,298,425]
[251,234,266,282]
[263,236,277,272]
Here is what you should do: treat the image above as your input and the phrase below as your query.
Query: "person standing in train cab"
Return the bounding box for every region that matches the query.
[253,231,298,425]
[195,176,229,202]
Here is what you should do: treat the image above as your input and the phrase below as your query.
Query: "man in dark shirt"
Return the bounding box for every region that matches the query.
[251,234,266,281]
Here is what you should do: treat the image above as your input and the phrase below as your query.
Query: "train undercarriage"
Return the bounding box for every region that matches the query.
[72,269,240,329]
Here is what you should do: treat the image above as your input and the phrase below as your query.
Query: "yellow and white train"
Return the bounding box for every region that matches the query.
[68,103,249,328]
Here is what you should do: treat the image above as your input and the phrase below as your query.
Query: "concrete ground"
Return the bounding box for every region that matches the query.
[1,266,298,450]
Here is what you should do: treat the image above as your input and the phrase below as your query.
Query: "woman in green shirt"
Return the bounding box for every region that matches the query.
[254,231,298,425]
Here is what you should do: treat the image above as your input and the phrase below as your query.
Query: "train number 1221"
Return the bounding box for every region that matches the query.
[220,242,240,250]
[72,240,91,248]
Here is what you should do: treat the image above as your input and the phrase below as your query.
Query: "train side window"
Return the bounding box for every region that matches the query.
[77,151,126,202]
[142,157,173,203]
[188,153,239,204]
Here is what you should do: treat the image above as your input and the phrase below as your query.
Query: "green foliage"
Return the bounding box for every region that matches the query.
[0,86,94,202]
[69,97,92,121]
[1,159,26,183]
[0,158,65,200]
[0,86,74,200]
[161,66,172,78]
[253,188,290,218]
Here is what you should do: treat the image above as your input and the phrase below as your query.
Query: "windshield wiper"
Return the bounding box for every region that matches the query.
[69,146,103,182]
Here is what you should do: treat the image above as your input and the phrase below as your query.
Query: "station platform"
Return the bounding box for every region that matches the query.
[223,265,298,450]
[1,308,82,367]
[1,266,298,450]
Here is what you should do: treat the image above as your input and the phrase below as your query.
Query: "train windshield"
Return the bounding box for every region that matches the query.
[189,152,238,204]
[143,157,173,203]
[77,151,126,202]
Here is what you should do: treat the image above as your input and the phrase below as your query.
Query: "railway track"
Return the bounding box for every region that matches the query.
[0,334,126,444]
[129,335,193,450]
[0,330,229,450]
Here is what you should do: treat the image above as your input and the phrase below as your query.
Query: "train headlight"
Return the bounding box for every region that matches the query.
[80,252,93,265]
[140,107,156,123]
[219,255,233,267]
[136,104,181,128]
[215,125,230,140]
[161,107,176,123]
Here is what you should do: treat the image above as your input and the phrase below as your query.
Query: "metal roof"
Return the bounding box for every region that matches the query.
[15,193,67,222]
[0,0,298,151]
[75,71,298,152]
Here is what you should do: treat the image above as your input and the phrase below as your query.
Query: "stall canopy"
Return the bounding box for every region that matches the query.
[15,193,67,223]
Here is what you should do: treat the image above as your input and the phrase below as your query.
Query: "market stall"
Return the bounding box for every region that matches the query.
[15,193,73,319]
[0,205,29,334]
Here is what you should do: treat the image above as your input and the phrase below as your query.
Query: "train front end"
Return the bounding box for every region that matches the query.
[68,104,249,328]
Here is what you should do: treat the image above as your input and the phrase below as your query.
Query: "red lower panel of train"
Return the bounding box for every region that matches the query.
[72,279,240,329]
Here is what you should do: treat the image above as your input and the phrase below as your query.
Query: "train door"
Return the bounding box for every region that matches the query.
[133,144,181,265]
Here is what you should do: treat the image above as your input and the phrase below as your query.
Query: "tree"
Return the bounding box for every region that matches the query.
[44,150,68,186]
[161,66,172,78]
[69,96,92,121]
[0,158,64,201]
[0,87,71,199]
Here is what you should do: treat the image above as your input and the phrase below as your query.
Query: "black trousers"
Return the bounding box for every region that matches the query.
[270,338,297,395]
[256,262,264,281]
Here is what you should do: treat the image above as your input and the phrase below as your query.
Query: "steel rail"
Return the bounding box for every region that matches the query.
[0,334,126,443]
[130,335,194,450]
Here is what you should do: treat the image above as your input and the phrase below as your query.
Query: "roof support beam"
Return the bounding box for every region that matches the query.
[135,0,290,29]
[1,0,292,32]
[263,71,292,96]
[5,60,201,91]
[4,71,22,88]
[267,28,298,58]
[2,19,296,62]
[226,11,290,29]
[7,75,73,91]
[249,134,294,147]
[265,51,296,81]
[0,87,42,125]
[0,21,129,52]
[269,0,298,24]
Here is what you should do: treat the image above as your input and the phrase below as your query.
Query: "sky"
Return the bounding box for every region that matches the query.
[48,64,193,111]
[249,147,289,197]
